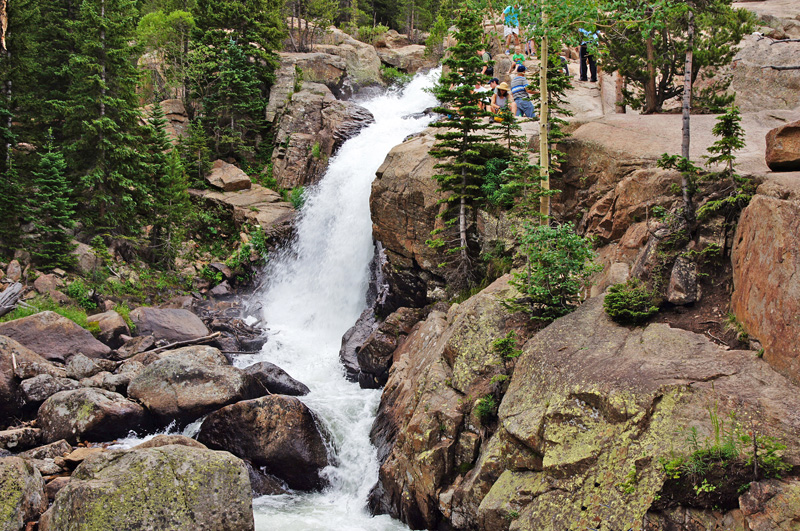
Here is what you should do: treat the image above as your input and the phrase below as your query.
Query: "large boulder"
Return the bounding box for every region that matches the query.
[206,159,252,192]
[19,374,81,406]
[376,44,437,74]
[357,307,424,389]
[314,25,384,87]
[0,311,111,362]
[129,307,209,343]
[197,395,329,491]
[38,445,254,531]
[732,189,800,384]
[127,346,255,424]
[1,335,63,422]
[37,388,147,444]
[270,80,374,188]
[370,280,800,530]
[765,119,800,172]
[86,310,130,348]
[0,457,47,531]
[70,242,102,276]
[243,361,310,396]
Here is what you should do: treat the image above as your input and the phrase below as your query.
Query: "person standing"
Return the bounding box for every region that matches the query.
[510,64,535,118]
[578,27,598,82]
[502,3,521,54]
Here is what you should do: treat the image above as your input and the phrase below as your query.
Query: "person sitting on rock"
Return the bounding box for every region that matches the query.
[478,48,493,77]
[508,45,526,74]
[490,82,517,116]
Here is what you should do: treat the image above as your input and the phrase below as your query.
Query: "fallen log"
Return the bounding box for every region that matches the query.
[0,282,24,318]
[146,331,222,354]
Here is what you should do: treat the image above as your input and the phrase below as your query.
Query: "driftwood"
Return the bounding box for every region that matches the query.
[0,282,24,318]
[146,331,221,355]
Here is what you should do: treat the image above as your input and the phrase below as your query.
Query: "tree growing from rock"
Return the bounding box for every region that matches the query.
[428,6,494,284]
[705,104,745,181]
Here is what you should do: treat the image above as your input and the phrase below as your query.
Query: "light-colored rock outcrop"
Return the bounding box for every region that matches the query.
[206,159,253,192]
[38,445,254,531]
[728,34,800,113]
[376,44,437,74]
[0,311,111,362]
[129,307,209,343]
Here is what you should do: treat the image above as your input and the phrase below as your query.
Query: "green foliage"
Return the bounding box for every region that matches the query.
[289,187,306,210]
[26,139,78,270]
[491,331,522,359]
[705,104,745,176]
[0,296,90,329]
[474,395,497,422]
[509,222,601,320]
[311,142,322,159]
[293,65,304,93]
[603,279,659,325]
[137,9,196,101]
[356,24,389,44]
[424,15,448,57]
[380,65,413,87]
[65,278,97,312]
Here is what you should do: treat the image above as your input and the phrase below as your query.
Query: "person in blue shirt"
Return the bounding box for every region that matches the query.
[502,3,521,54]
[578,28,599,82]
[510,64,536,118]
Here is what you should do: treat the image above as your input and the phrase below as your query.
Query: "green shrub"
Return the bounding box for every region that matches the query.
[289,187,305,210]
[0,295,89,329]
[603,279,659,325]
[65,278,97,312]
[357,24,389,44]
[474,395,497,422]
[380,64,412,87]
[491,331,522,359]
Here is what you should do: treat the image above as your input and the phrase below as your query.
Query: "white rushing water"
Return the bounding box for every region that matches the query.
[234,69,440,531]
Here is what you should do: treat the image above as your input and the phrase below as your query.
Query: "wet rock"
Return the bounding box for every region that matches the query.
[86,311,130,348]
[127,346,252,425]
[209,281,232,297]
[244,461,289,496]
[0,311,111,363]
[38,445,254,531]
[37,388,148,444]
[0,427,41,452]
[129,307,209,343]
[357,307,424,389]
[0,456,47,531]
[243,361,310,396]
[134,434,207,450]
[206,159,253,192]
[765,119,800,171]
[44,476,70,504]
[339,309,377,382]
[197,395,329,491]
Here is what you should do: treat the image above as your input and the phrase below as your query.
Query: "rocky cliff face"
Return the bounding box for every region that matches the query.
[370,280,800,531]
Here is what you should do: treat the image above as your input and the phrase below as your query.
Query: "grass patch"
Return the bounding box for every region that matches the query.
[0,295,90,329]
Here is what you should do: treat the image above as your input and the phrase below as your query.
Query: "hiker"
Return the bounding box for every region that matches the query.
[502,3,521,54]
[478,48,493,77]
[578,28,599,82]
[510,64,535,118]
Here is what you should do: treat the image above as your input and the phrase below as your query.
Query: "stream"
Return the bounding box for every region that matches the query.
[233,69,440,531]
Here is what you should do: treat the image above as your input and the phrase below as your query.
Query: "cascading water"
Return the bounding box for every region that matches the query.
[234,69,440,531]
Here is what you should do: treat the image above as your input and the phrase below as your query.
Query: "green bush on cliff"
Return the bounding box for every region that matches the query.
[603,279,658,325]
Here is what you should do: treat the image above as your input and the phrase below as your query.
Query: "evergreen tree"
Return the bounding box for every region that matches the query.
[0,158,24,251]
[27,140,78,269]
[62,0,149,233]
[142,103,190,268]
[428,6,493,284]
[706,104,745,180]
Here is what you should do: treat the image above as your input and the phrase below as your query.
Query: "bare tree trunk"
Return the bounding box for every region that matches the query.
[644,31,657,114]
[0,282,24,318]
[459,169,468,265]
[681,3,695,228]
[615,72,625,113]
[538,8,550,220]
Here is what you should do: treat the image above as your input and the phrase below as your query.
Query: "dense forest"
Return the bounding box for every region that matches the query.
[0,0,751,280]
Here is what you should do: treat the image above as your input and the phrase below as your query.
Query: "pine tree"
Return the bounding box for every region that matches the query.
[706,104,745,180]
[62,0,149,233]
[428,6,493,284]
[142,103,190,268]
[27,140,78,270]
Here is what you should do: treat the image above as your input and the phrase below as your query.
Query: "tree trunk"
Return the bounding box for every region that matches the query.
[459,169,468,265]
[644,31,657,114]
[0,282,24,318]
[538,9,550,220]
[615,72,625,113]
[681,3,695,228]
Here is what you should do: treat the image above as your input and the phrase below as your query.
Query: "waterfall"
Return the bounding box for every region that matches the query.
[235,69,440,530]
